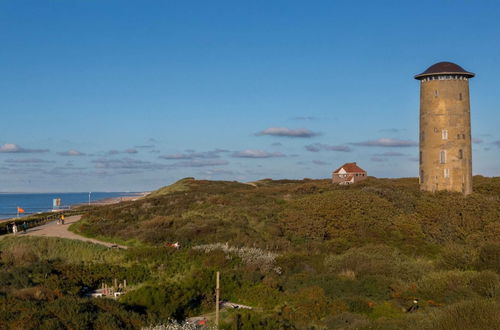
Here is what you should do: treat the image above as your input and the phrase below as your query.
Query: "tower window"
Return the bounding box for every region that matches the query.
[459,93,463,100]
[444,168,449,178]
[459,149,463,159]
[457,134,461,139]
[434,90,439,97]
[419,151,422,164]
[440,151,446,164]
[462,134,466,139]
[442,130,448,140]
[420,170,424,183]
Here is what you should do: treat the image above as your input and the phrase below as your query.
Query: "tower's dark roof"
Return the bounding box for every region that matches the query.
[415,62,475,80]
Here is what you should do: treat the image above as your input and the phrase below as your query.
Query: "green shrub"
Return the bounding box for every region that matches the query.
[470,270,499,298]
[323,312,370,329]
[414,270,477,303]
[369,301,404,319]
[439,244,478,270]
[426,299,500,330]
[476,242,500,273]
[225,310,295,329]
[0,236,124,265]
[282,286,330,325]
[324,245,433,281]
[346,297,372,314]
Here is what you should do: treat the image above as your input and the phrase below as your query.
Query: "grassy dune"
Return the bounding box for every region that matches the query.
[1,176,499,328]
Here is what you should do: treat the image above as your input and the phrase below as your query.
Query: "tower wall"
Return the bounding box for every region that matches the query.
[419,76,472,194]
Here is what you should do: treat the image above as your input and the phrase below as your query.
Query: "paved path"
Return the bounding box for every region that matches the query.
[24,215,128,249]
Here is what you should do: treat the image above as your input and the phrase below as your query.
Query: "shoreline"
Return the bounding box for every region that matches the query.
[0,192,149,222]
[73,191,149,207]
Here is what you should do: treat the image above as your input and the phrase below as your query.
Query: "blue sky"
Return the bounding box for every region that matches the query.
[1,0,499,192]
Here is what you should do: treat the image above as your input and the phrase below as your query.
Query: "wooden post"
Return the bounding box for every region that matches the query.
[215,271,220,328]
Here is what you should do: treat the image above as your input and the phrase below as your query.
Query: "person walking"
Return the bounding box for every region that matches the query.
[12,223,18,235]
[61,215,65,225]
[22,222,28,233]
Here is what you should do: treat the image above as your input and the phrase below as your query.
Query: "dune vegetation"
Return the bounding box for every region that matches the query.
[1,176,499,329]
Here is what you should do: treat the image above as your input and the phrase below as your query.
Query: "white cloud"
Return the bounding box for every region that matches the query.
[106,149,138,155]
[351,138,417,147]
[256,127,319,138]
[159,149,228,160]
[57,150,86,156]
[373,152,406,157]
[0,143,49,153]
[170,159,229,167]
[305,143,351,152]
[5,158,55,164]
[232,150,286,158]
[92,158,166,170]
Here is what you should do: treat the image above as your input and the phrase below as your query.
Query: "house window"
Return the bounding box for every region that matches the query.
[440,150,446,164]
[442,130,448,140]
[458,149,463,159]
[444,168,449,178]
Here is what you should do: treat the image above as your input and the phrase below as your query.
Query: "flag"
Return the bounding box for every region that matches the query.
[17,207,25,213]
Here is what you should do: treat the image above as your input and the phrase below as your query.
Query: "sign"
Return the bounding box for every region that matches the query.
[53,198,61,210]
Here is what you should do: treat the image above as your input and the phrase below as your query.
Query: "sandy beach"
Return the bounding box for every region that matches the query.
[73,191,150,207]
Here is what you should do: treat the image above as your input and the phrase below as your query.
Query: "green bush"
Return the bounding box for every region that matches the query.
[439,244,478,270]
[1,176,498,328]
[470,270,499,298]
[414,270,477,303]
[476,242,500,273]
[426,299,500,330]
[323,312,370,329]
[369,301,405,319]
[324,245,434,281]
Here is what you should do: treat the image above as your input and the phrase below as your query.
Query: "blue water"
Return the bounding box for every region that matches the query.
[0,192,137,219]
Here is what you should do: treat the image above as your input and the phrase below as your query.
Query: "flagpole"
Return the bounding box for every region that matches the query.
[17,207,19,218]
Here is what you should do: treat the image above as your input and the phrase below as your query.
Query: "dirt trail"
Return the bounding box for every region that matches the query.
[24,215,127,249]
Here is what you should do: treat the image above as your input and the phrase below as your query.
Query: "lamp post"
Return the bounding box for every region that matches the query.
[215,271,220,328]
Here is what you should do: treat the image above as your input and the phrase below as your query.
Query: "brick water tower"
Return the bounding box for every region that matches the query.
[415,62,474,194]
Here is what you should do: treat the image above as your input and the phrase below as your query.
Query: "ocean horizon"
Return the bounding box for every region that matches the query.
[0,192,139,220]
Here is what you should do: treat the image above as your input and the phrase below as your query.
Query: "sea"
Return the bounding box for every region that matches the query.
[0,192,137,220]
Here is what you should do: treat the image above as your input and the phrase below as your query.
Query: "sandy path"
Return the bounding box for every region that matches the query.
[25,215,128,249]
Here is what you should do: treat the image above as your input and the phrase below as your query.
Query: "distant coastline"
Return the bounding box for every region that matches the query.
[72,191,149,207]
[0,192,148,220]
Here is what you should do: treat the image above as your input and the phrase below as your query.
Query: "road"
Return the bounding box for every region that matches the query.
[24,215,128,249]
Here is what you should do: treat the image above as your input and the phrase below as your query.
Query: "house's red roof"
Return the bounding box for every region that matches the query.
[333,162,366,174]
